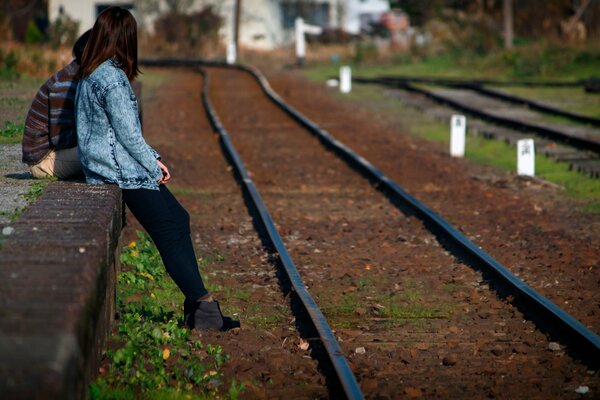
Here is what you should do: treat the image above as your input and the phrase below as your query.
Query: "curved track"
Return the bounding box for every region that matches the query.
[141,59,600,398]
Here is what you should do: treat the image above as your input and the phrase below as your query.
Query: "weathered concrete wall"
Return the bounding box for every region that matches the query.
[0,182,122,400]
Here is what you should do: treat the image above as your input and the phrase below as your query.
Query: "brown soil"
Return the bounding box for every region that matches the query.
[124,66,599,399]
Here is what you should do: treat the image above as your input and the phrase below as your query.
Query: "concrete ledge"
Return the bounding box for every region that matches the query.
[0,182,122,400]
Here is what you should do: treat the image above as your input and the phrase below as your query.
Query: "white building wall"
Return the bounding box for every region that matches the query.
[237,0,285,50]
[48,0,138,32]
[48,0,390,51]
[343,0,390,34]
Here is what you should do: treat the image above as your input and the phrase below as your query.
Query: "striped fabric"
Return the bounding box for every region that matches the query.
[22,61,79,165]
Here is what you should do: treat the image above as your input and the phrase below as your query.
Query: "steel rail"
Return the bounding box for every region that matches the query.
[356,75,585,88]
[196,67,364,400]
[356,77,600,155]
[461,84,600,128]
[139,58,600,369]
[359,76,600,128]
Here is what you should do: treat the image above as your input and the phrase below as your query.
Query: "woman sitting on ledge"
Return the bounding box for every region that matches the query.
[75,6,239,331]
[22,30,90,179]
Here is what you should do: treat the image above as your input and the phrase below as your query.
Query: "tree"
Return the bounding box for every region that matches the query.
[165,0,194,14]
[503,0,513,49]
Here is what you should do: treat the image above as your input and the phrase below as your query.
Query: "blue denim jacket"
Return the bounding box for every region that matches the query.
[75,59,162,190]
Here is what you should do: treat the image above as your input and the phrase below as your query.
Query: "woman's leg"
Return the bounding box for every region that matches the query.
[156,185,211,313]
[122,187,208,302]
[158,185,198,263]
[52,147,83,179]
[30,148,83,179]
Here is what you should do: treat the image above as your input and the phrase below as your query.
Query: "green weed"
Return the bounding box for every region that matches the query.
[20,180,48,202]
[375,295,453,320]
[0,180,50,224]
[93,230,243,398]
[0,120,24,144]
[241,303,285,330]
[227,380,246,400]
[0,206,25,222]
[443,283,459,293]
[0,49,20,80]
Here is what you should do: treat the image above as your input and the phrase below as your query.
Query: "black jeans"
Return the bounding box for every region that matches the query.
[122,185,208,303]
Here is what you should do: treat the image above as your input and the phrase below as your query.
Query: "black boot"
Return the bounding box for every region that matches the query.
[186,300,240,331]
[183,298,197,329]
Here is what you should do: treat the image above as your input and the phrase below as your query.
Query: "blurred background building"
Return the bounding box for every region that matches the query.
[2,1,599,64]
[46,0,390,50]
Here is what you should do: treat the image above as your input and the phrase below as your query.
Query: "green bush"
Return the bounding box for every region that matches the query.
[24,20,44,44]
[0,49,20,80]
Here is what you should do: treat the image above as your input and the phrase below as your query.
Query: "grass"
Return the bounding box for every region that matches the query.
[497,86,600,119]
[168,185,216,200]
[0,97,28,107]
[467,133,600,213]
[92,230,244,399]
[0,120,24,144]
[304,42,600,83]
[0,179,52,222]
[21,179,48,202]
[139,69,169,99]
[243,304,286,330]
[0,77,44,128]
[314,275,454,329]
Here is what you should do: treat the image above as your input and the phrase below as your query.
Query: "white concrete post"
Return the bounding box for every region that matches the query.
[340,66,351,94]
[226,42,236,64]
[450,115,466,157]
[295,17,305,66]
[517,139,535,176]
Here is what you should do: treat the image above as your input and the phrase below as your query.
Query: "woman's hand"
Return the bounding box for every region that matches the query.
[157,160,171,184]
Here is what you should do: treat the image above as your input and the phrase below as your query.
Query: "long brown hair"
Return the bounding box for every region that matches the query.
[78,6,140,81]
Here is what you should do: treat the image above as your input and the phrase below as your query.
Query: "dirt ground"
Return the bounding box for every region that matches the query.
[130,66,599,399]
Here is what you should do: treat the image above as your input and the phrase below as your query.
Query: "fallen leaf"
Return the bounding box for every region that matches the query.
[298,339,309,351]
[405,387,422,398]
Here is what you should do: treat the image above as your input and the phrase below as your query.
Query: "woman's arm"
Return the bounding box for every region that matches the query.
[103,82,162,181]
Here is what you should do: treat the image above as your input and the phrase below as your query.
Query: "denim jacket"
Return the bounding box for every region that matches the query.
[75,59,162,190]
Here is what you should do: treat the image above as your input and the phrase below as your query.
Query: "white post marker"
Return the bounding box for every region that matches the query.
[517,138,535,176]
[295,17,305,65]
[226,42,236,64]
[450,114,466,157]
[340,66,352,94]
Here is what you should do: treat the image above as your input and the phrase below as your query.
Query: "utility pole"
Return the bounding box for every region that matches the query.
[234,0,241,56]
[503,0,513,49]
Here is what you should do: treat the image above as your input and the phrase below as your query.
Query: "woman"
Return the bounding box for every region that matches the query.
[23,30,90,179]
[75,6,238,331]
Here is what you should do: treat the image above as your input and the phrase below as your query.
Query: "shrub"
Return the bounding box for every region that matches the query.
[24,20,44,44]
[47,12,79,49]
[0,49,20,80]
[144,6,223,58]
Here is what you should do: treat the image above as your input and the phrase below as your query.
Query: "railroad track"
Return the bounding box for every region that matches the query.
[141,60,599,398]
[368,76,600,128]
[355,76,600,178]
[357,75,588,88]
